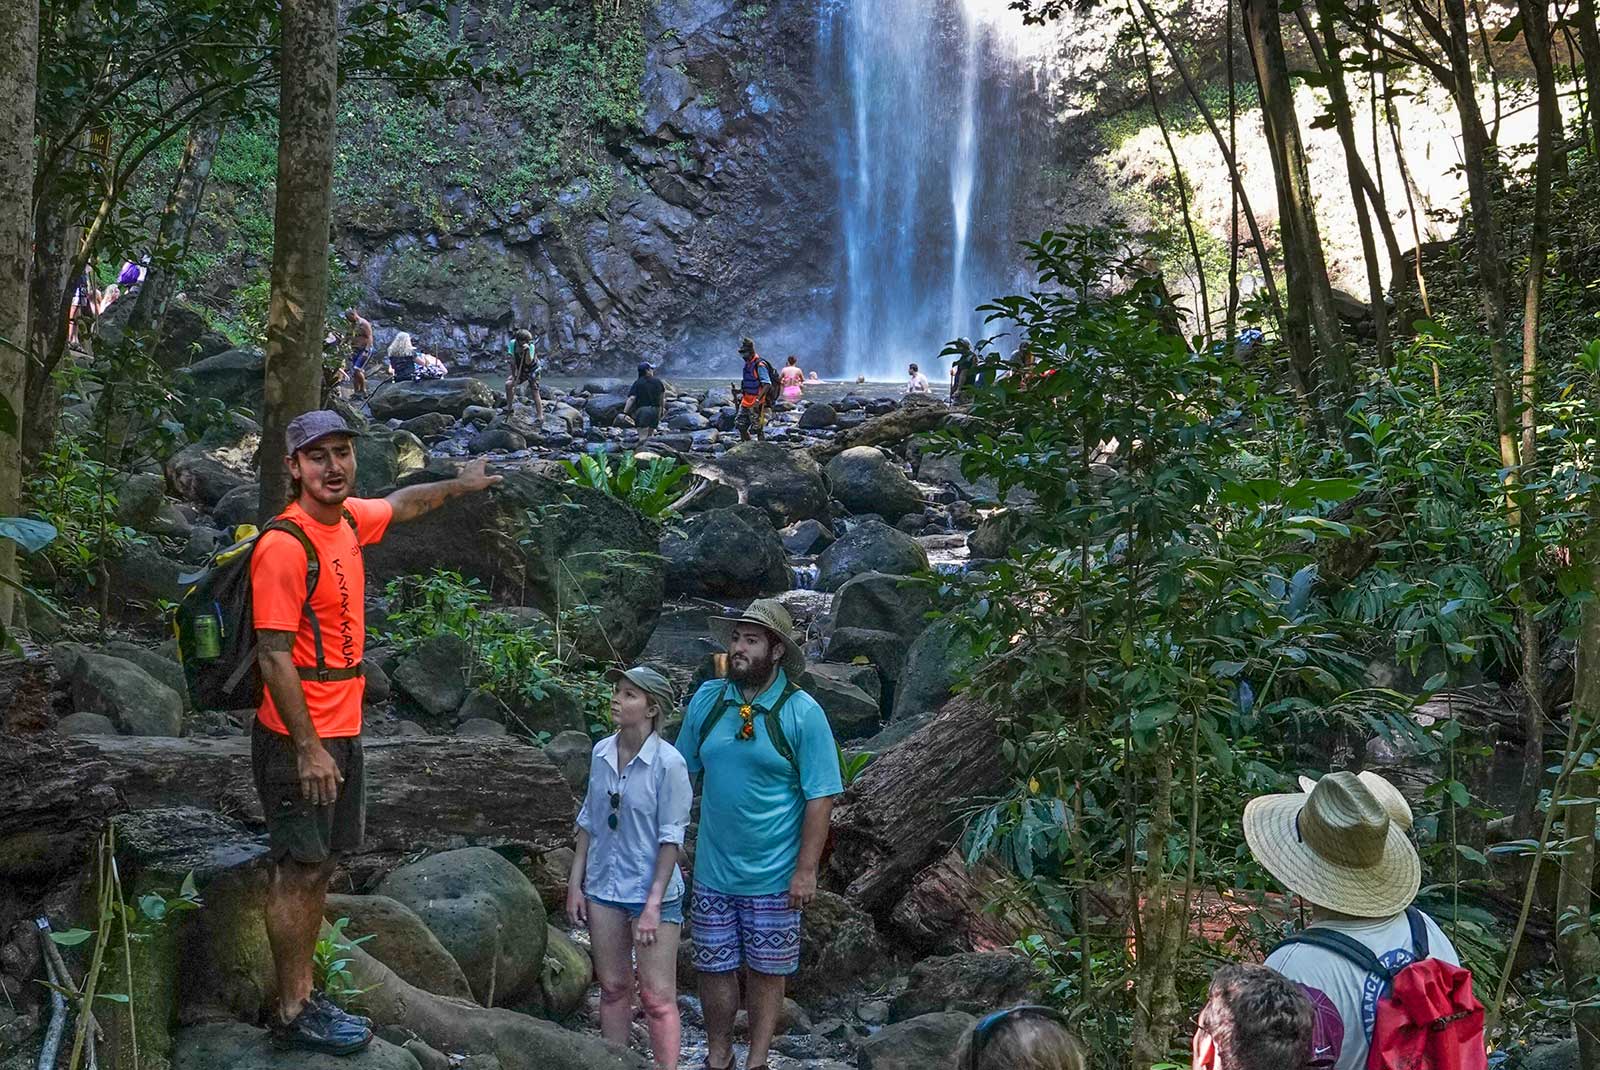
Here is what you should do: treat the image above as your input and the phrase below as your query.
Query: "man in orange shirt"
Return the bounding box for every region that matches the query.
[251,410,500,1054]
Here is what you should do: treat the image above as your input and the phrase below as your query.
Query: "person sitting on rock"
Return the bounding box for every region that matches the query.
[250,411,499,1055]
[624,360,666,433]
[567,666,691,1070]
[906,362,931,395]
[675,600,843,1070]
[733,337,775,441]
[954,1006,1089,1070]
[343,309,374,396]
[385,332,419,382]
[414,350,447,380]
[779,355,805,404]
[505,328,544,422]
[1192,964,1315,1070]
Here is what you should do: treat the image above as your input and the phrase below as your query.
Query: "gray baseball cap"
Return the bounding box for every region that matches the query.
[605,665,677,717]
[285,410,359,454]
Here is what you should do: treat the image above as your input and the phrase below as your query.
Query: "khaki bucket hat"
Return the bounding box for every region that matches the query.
[604,665,677,719]
[1244,771,1421,918]
[1298,770,1413,832]
[709,599,806,679]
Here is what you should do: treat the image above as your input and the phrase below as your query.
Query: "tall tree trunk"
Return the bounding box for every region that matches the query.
[1241,0,1352,412]
[0,0,38,629]
[259,0,339,518]
[1580,0,1600,155]
[22,177,79,468]
[127,119,224,346]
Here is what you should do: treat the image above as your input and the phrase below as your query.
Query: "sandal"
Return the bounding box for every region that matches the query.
[703,1059,735,1070]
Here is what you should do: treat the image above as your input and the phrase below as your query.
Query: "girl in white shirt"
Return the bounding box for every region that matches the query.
[568,666,691,1070]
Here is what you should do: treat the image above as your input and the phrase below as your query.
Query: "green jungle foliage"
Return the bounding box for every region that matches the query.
[562,451,692,519]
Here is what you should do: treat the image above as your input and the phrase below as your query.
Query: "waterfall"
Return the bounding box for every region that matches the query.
[818,0,1046,381]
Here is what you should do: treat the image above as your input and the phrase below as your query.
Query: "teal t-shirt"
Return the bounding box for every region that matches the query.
[677,671,844,896]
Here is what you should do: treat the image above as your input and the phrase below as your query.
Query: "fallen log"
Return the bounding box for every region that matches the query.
[809,395,957,464]
[889,851,1050,955]
[1,734,121,880]
[826,694,1006,915]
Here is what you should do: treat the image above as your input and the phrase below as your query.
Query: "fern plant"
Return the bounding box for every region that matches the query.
[561,451,691,519]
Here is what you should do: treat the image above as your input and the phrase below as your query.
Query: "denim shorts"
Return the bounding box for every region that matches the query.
[587,894,684,926]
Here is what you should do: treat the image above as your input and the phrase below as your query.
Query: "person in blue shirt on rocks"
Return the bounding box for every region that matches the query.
[569,665,692,1070]
[676,599,843,1070]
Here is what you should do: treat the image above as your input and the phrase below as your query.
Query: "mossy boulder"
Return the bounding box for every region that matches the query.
[378,243,530,323]
[325,894,475,1000]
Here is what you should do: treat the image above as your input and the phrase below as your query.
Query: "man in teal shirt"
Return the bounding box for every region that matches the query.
[677,599,842,1070]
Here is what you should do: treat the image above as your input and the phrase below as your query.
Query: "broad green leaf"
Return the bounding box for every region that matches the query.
[49,928,94,946]
[0,517,58,553]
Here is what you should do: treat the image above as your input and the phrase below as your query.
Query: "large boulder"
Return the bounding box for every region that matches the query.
[116,472,191,537]
[469,427,528,454]
[534,925,592,1022]
[799,664,881,740]
[825,628,909,694]
[356,429,428,496]
[392,635,472,720]
[815,522,929,593]
[825,447,923,523]
[888,950,1042,1021]
[585,394,629,427]
[661,504,790,598]
[399,412,457,440]
[891,618,973,723]
[174,1022,422,1070]
[213,484,261,532]
[792,890,892,1003]
[177,347,266,414]
[108,541,189,604]
[370,378,498,421]
[967,507,1037,560]
[831,572,937,641]
[700,441,832,527]
[70,650,183,736]
[799,403,837,429]
[544,730,594,794]
[365,471,665,662]
[324,893,475,1000]
[857,1012,976,1070]
[780,518,835,556]
[376,847,550,1006]
[104,640,190,711]
[166,443,248,507]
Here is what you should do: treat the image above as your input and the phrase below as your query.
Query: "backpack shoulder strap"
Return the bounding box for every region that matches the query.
[1275,927,1394,982]
[1404,907,1430,961]
[341,506,359,539]
[693,681,736,765]
[260,518,332,679]
[762,681,803,772]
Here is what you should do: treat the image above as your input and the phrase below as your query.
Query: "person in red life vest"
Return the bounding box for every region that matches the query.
[251,410,500,1055]
[732,337,776,441]
[1246,772,1484,1070]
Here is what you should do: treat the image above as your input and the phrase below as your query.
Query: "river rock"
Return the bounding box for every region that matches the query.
[363,658,392,704]
[71,651,183,736]
[967,507,1036,559]
[701,441,832,526]
[469,427,528,454]
[166,443,248,507]
[376,847,550,1006]
[888,950,1042,1021]
[457,718,509,737]
[891,618,973,723]
[213,484,261,531]
[815,521,929,593]
[364,471,664,662]
[393,635,471,720]
[58,711,119,735]
[175,1022,421,1070]
[462,404,497,425]
[357,429,428,495]
[324,894,475,1000]
[781,518,835,556]
[457,689,510,725]
[667,410,709,431]
[830,571,937,641]
[585,394,629,427]
[104,640,189,711]
[799,403,837,429]
[177,347,266,414]
[1521,1041,1577,1070]
[545,730,594,793]
[825,447,923,523]
[107,540,189,604]
[824,628,907,693]
[116,472,192,537]
[792,891,891,1003]
[799,665,881,740]
[370,378,498,420]
[662,504,790,598]
[535,925,592,1022]
[857,1012,976,1070]
[399,412,457,439]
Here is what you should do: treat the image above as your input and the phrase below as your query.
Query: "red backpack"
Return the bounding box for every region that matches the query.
[1274,908,1486,1070]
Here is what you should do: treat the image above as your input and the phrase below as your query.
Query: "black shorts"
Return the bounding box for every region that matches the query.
[251,720,366,864]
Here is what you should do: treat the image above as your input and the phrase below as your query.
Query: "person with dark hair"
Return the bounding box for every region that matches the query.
[343,309,374,396]
[506,328,544,421]
[1194,964,1315,1070]
[906,362,930,395]
[624,361,665,432]
[732,337,776,441]
[953,1006,1088,1070]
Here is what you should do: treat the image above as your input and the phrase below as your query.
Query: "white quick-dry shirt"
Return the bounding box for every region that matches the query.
[1265,910,1461,1070]
[576,732,692,905]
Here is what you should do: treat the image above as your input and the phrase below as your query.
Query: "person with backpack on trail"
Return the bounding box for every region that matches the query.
[567,666,692,1069]
[251,410,500,1055]
[1192,964,1316,1070]
[1245,771,1485,1070]
[506,328,545,421]
[675,600,843,1070]
[733,337,777,441]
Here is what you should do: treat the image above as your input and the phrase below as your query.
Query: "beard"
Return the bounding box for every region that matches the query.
[727,645,782,684]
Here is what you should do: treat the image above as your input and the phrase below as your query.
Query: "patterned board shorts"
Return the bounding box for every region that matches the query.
[690,882,802,976]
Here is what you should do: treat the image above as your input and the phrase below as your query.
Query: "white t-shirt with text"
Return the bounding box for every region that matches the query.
[1265,910,1461,1070]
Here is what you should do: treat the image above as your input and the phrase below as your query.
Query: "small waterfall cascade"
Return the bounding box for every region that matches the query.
[817,0,1054,381]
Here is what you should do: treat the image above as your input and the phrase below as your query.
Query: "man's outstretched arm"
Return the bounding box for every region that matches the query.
[384,458,502,524]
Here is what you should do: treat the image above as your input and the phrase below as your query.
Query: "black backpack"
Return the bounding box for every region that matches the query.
[174,510,361,711]
[756,357,781,406]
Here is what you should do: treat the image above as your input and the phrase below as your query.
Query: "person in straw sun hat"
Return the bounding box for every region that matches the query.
[675,598,842,1070]
[1297,769,1414,833]
[1247,772,1462,1070]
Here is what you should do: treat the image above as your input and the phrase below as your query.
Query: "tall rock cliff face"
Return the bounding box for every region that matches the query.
[337,0,836,373]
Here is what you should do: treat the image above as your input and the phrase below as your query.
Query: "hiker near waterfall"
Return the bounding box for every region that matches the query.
[733,337,776,441]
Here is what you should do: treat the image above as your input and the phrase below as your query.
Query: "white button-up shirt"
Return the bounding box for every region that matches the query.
[576,731,692,905]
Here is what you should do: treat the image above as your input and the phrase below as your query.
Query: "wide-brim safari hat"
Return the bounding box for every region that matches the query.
[709,598,806,678]
[604,665,677,719]
[1298,770,1414,832]
[1244,771,1421,918]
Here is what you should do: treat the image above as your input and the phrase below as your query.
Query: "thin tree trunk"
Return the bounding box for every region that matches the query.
[0,0,38,628]
[1241,0,1352,411]
[259,0,339,518]
[1580,0,1600,155]
[22,176,80,468]
[127,119,224,346]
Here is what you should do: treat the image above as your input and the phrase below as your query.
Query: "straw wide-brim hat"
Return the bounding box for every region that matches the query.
[709,599,806,678]
[1244,771,1421,917]
[1299,770,1414,832]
